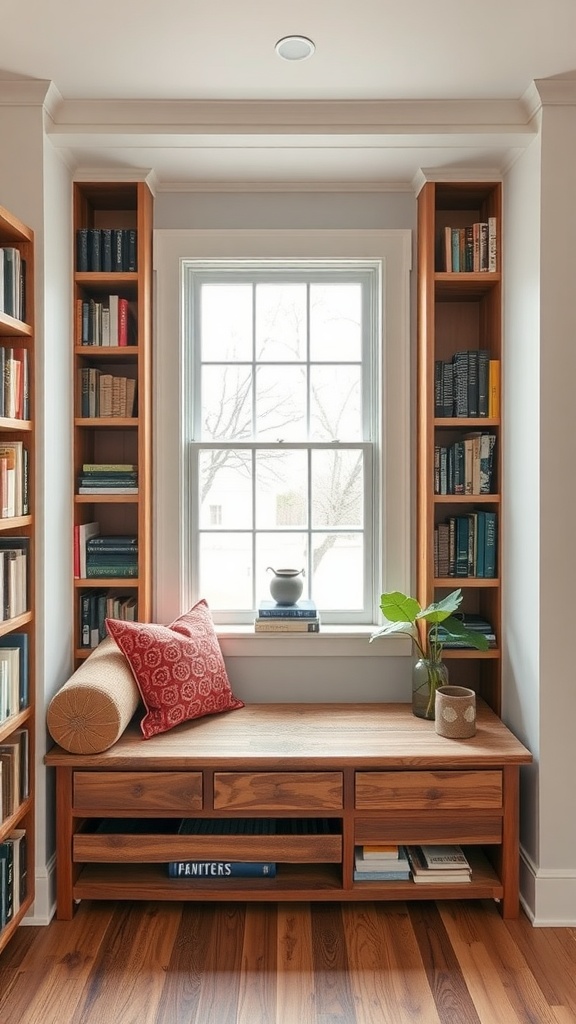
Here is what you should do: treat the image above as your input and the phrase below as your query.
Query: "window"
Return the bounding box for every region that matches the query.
[186,264,378,623]
[153,229,411,640]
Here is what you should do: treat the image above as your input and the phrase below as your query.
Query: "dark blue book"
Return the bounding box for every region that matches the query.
[484,511,497,578]
[257,599,317,618]
[0,633,28,710]
[455,517,469,577]
[76,229,89,272]
[101,228,113,272]
[167,861,276,878]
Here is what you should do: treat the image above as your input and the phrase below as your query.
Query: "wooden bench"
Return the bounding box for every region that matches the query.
[45,701,532,920]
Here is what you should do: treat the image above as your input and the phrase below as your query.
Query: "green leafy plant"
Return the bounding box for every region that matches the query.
[369,588,489,659]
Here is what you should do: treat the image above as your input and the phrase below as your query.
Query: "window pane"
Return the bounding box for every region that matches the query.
[255,449,308,529]
[256,532,308,604]
[311,449,364,528]
[255,366,307,440]
[199,533,253,609]
[311,533,364,609]
[201,283,252,360]
[199,450,252,529]
[256,283,306,361]
[201,365,252,441]
[310,283,362,361]
[310,365,362,441]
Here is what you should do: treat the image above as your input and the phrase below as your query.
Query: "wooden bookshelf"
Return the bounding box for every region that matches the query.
[0,203,35,953]
[72,181,153,664]
[417,180,503,713]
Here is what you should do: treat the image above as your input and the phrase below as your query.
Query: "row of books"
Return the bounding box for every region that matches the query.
[79,368,136,419]
[0,634,29,723]
[0,728,29,823]
[434,432,496,496]
[435,352,500,419]
[354,843,472,883]
[435,613,496,649]
[86,533,138,580]
[434,511,497,579]
[76,227,137,273]
[0,345,29,421]
[0,539,28,621]
[0,247,26,321]
[255,598,320,633]
[0,828,27,929]
[76,295,135,347]
[440,220,497,273]
[79,591,137,649]
[78,465,138,495]
[0,441,29,518]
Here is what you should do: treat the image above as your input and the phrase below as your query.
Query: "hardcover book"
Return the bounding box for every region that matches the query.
[167,861,276,878]
[257,599,318,618]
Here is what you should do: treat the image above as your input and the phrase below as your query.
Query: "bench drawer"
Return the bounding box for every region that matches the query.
[355,770,502,810]
[74,832,342,863]
[73,771,203,813]
[214,772,343,811]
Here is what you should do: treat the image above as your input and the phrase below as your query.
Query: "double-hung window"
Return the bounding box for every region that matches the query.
[186,263,378,624]
[153,229,411,635]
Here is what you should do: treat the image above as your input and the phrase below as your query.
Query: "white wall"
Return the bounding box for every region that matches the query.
[0,91,73,923]
[503,134,542,909]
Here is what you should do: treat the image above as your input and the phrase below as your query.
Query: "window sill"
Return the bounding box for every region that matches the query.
[215,625,412,658]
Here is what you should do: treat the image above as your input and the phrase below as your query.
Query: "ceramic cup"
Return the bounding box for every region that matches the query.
[434,685,476,739]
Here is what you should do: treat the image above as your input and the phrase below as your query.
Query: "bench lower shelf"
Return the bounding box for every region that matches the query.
[72,849,503,904]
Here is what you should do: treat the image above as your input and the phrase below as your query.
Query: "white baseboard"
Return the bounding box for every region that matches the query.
[20,854,57,926]
[520,848,576,926]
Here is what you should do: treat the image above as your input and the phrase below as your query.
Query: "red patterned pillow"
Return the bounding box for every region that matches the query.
[105,600,244,739]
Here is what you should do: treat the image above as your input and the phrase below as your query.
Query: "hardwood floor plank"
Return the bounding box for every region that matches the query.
[441,901,560,1024]
[408,902,482,1024]
[505,916,576,1016]
[155,903,218,1024]
[342,901,443,1024]
[437,901,555,1024]
[236,903,278,1024]
[277,903,316,1024]
[73,902,182,1024]
[0,903,115,1024]
[189,902,244,1024]
[310,902,356,1023]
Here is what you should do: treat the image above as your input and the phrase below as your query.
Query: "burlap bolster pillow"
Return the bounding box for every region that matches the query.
[46,637,141,753]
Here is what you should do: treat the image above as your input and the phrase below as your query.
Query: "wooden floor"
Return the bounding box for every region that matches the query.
[0,900,575,1024]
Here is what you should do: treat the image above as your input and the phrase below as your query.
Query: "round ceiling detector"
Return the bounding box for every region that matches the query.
[275,35,316,61]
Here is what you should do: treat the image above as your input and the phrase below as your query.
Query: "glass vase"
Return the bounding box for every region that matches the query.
[411,657,449,720]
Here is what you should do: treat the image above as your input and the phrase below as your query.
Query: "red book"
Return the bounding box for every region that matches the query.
[118,298,129,346]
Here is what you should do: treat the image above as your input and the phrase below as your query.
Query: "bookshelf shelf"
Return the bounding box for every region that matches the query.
[72,180,153,661]
[418,179,503,714]
[0,203,35,954]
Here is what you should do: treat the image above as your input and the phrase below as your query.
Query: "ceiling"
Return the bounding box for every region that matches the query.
[2,0,576,187]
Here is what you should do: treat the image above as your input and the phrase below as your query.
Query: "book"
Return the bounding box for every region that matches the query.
[418,844,470,869]
[77,521,100,578]
[167,861,276,878]
[353,868,411,881]
[85,564,138,578]
[361,844,400,859]
[82,463,137,473]
[354,846,409,871]
[257,599,318,619]
[407,845,472,883]
[488,359,500,418]
[254,617,320,633]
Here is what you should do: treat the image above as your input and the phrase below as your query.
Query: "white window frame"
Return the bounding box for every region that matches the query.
[153,229,412,654]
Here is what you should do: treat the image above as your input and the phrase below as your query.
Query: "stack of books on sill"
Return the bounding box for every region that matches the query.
[406,845,472,884]
[353,844,411,881]
[254,599,320,633]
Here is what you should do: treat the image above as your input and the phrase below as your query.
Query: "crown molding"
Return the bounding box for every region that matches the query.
[72,166,158,194]
[533,75,576,106]
[49,97,535,136]
[156,179,414,194]
[0,78,53,106]
[412,166,503,195]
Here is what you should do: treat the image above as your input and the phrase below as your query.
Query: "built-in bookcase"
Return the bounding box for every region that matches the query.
[0,203,35,953]
[417,180,503,714]
[72,181,153,665]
